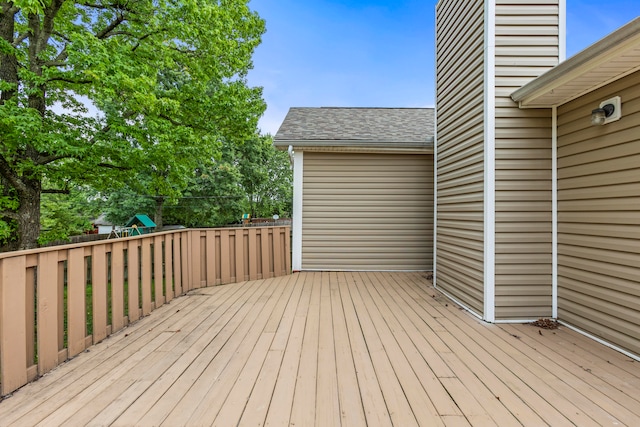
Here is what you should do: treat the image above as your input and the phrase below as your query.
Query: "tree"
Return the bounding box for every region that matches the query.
[236,135,292,219]
[0,0,265,249]
[101,186,154,226]
[164,159,246,227]
[39,186,101,244]
[97,135,292,230]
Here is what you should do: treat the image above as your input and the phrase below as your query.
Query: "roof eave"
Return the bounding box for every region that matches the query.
[273,138,434,152]
[512,17,640,108]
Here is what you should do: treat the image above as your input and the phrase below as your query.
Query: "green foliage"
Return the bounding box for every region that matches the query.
[102,188,156,226]
[236,135,293,218]
[0,0,266,249]
[38,188,102,245]
[164,160,246,227]
[100,135,294,228]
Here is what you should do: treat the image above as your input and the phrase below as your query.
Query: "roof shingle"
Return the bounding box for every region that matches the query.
[274,107,434,147]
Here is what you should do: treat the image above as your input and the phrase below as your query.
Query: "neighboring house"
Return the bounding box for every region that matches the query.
[274,107,434,272]
[92,214,115,235]
[276,2,640,360]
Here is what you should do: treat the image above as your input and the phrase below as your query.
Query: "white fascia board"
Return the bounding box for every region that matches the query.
[292,150,303,271]
[483,0,496,323]
[273,140,434,153]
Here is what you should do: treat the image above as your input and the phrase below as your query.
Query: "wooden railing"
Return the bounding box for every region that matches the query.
[0,226,291,396]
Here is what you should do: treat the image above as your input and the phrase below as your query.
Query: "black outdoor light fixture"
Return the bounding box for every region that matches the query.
[591,96,622,126]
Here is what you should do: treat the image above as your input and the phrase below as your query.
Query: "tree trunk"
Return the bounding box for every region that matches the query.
[154,196,164,230]
[16,181,41,250]
[0,3,18,103]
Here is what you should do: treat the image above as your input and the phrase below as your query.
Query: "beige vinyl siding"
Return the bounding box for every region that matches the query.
[557,70,640,357]
[493,1,558,319]
[436,0,486,315]
[301,152,433,271]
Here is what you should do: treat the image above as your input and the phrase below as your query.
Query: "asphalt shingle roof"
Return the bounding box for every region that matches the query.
[274,107,434,147]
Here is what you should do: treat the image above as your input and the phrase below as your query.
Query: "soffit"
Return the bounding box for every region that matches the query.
[512,17,640,108]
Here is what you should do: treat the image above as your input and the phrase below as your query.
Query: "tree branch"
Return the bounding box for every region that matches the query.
[12,31,29,47]
[1,3,18,16]
[43,60,67,67]
[82,2,110,9]
[159,114,183,127]
[44,43,69,67]
[96,14,126,39]
[0,210,19,220]
[42,188,70,194]
[101,30,135,38]
[0,154,28,193]
[35,153,70,166]
[132,29,164,51]
[83,2,135,12]
[46,76,93,84]
[39,0,65,52]
[97,163,130,171]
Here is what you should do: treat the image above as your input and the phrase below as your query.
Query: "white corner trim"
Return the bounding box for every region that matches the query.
[559,321,640,362]
[433,107,438,287]
[292,150,303,271]
[559,0,567,62]
[437,288,483,321]
[483,0,496,323]
[552,106,558,318]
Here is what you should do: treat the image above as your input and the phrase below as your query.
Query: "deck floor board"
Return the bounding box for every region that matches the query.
[1,272,638,426]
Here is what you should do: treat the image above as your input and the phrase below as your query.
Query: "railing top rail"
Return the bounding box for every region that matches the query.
[0,226,291,260]
[0,229,183,259]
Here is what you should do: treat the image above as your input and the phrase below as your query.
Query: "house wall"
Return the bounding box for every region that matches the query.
[557,70,640,357]
[301,152,433,271]
[435,0,486,315]
[493,1,558,319]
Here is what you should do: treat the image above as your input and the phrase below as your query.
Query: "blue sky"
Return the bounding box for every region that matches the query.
[247,1,640,135]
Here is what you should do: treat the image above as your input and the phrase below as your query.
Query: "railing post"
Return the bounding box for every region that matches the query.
[173,233,182,296]
[165,235,174,302]
[38,251,60,375]
[127,241,140,323]
[0,257,28,396]
[261,228,270,278]
[190,230,202,289]
[235,229,245,282]
[154,235,164,308]
[141,238,152,315]
[67,248,86,357]
[284,227,292,274]
[248,228,258,280]
[111,242,125,332]
[181,231,190,291]
[220,229,231,284]
[273,228,283,277]
[205,230,217,286]
[92,244,108,344]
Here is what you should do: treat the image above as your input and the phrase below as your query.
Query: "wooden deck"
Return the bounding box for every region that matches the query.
[1,271,638,426]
